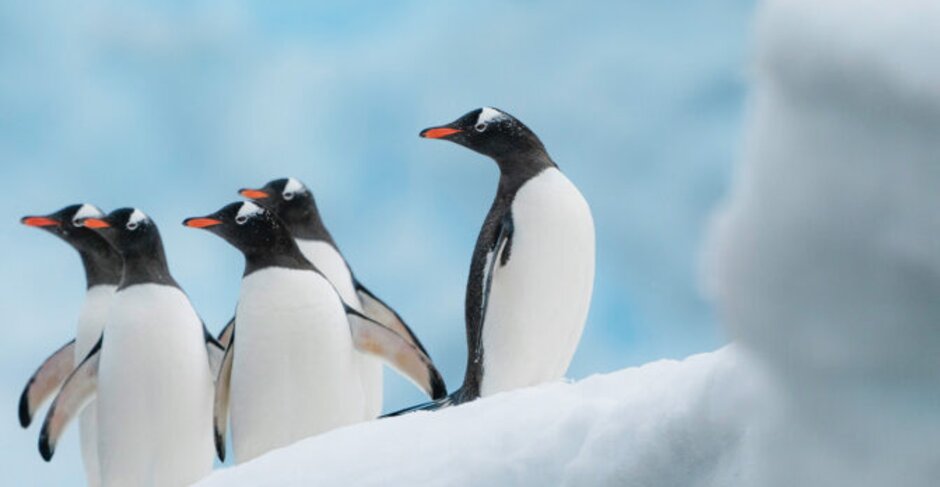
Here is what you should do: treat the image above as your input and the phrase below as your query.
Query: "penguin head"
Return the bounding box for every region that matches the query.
[419,107,546,160]
[238,177,315,229]
[21,204,113,253]
[80,208,160,257]
[184,201,291,256]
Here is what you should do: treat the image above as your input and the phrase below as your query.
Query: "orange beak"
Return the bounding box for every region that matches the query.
[184,217,222,229]
[21,216,60,227]
[239,189,269,199]
[420,127,462,139]
[82,218,110,229]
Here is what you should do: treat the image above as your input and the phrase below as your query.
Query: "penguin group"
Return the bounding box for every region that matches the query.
[17,107,595,486]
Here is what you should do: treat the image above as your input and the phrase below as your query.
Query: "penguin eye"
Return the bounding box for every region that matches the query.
[126,222,139,231]
[72,219,83,227]
[283,191,295,200]
[235,216,248,225]
[475,123,488,132]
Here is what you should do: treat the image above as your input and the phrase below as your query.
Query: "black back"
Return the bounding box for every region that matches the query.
[21,204,122,289]
[184,201,314,277]
[421,107,558,400]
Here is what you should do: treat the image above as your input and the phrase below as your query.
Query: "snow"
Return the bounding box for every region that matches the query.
[198,347,756,487]
[702,0,940,485]
[198,1,940,485]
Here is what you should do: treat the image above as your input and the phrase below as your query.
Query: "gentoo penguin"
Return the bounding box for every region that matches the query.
[38,208,220,487]
[19,204,121,487]
[184,201,445,463]
[231,177,437,419]
[393,107,595,413]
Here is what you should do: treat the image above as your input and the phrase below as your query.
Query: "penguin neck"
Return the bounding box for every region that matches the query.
[77,241,122,289]
[493,149,556,196]
[288,203,337,246]
[118,240,178,290]
[243,234,315,277]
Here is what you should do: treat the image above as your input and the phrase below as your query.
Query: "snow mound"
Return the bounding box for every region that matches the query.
[703,0,940,485]
[197,347,755,487]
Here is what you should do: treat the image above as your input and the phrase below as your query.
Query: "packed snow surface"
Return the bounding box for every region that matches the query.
[200,0,940,485]
[198,347,755,487]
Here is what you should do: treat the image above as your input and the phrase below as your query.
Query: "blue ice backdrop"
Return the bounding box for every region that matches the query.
[0,0,753,482]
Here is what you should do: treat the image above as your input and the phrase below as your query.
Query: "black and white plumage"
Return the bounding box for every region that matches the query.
[19,204,121,487]
[185,201,445,463]
[234,177,439,418]
[393,107,595,413]
[39,208,219,487]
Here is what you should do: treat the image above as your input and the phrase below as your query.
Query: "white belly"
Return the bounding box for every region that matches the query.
[295,239,382,418]
[480,168,595,397]
[96,284,214,487]
[231,268,365,463]
[75,284,115,487]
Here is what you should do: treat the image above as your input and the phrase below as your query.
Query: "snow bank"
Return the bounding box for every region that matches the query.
[704,0,940,485]
[198,347,755,487]
[201,1,940,485]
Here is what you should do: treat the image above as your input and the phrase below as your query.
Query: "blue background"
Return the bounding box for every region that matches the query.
[0,1,753,482]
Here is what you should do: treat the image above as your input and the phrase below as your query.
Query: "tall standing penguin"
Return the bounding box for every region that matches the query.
[396,107,595,411]
[184,201,445,463]
[232,177,436,418]
[38,208,219,487]
[18,204,121,487]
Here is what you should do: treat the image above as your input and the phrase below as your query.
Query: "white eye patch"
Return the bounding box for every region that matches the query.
[236,201,264,224]
[127,209,147,230]
[283,177,306,200]
[477,107,508,126]
[72,204,103,226]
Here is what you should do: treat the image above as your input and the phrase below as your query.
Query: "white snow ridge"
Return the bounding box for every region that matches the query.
[199,347,756,487]
[197,1,940,485]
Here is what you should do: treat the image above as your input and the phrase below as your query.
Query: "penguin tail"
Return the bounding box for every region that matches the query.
[381,388,468,418]
[381,396,453,418]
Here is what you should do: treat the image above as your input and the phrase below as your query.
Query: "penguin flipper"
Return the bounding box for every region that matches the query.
[18,339,76,428]
[354,280,431,357]
[213,326,235,462]
[217,316,235,349]
[203,321,226,378]
[346,308,447,400]
[38,337,101,462]
[460,213,514,401]
[481,213,515,314]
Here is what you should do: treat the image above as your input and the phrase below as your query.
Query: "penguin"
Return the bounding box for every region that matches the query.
[232,177,436,418]
[184,201,445,463]
[38,208,220,487]
[391,107,595,414]
[19,204,121,487]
